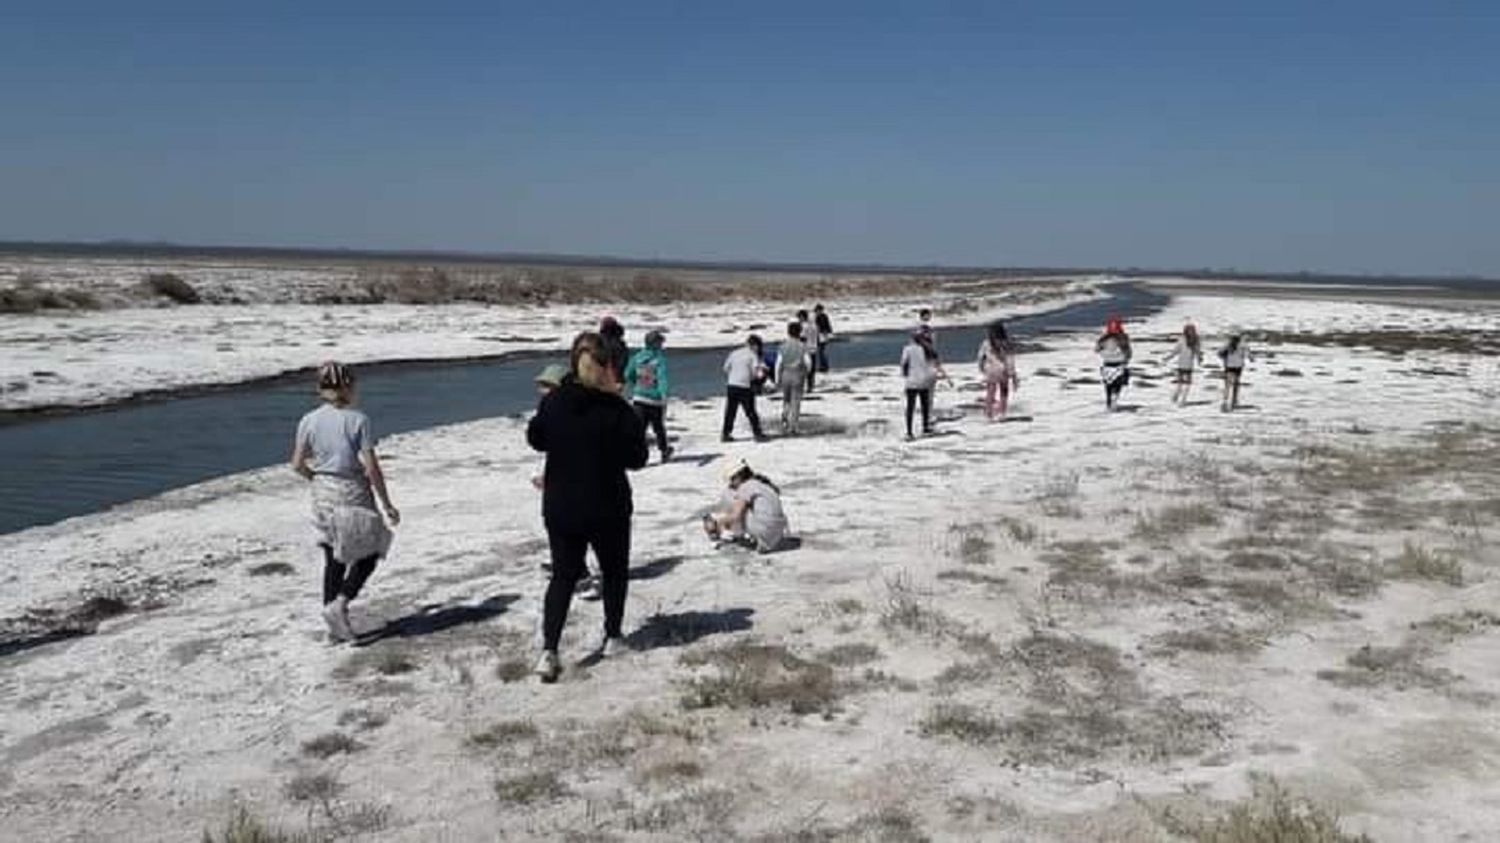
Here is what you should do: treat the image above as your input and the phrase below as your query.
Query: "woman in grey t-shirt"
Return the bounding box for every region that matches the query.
[290,361,400,643]
[703,460,790,553]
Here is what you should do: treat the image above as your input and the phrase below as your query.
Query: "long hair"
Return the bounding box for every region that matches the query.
[987,321,1012,355]
[569,331,613,388]
[317,360,356,405]
[1183,323,1200,352]
[730,464,780,494]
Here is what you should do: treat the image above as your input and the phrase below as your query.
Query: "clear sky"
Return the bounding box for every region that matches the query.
[3,1,1497,275]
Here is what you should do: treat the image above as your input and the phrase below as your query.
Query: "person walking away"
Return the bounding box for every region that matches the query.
[813,304,834,373]
[977,320,1020,420]
[775,321,810,435]
[1096,317,1133,411]
[1167,322,1203,405]
[290,361,400,644]
[1218,332,1252,412]
[702,460,792,553]
[624,330,673,462]
[916,308,935,342]
[797,309,820,392]
[722,334,770,442]
[900,330,948,439]
[598,316,630,390]
[527,332,648,682]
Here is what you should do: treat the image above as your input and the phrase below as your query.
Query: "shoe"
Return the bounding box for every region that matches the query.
[754,434,770,443]
[579,577,603,601]
[600,636,627,657]
[661,446,674,462]
[323,601,354,643]
[720,435,734,443]
[534,651,561,683]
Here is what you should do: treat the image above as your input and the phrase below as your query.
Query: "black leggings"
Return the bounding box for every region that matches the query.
[321,545,379,604]
[904,388,932,437]
[722,386,765,439]
[635,402,669,454]
[1103,366,1130,407]
[543,519,630,650]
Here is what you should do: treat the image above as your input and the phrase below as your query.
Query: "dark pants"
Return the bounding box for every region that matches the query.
[1104,366,1130,408]
[805,364,816,392]
[904,388,933,437]
[543,519,630,650]
[816,341,829,373]
[634,402,669,455]
[321,545,379,604]
[722,386,765,439]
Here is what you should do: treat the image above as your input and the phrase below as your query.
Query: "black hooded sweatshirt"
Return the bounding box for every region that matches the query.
[526,379,648,531]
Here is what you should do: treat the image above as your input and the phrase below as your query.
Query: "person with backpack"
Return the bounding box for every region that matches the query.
[722,334,770,443]
[702,459,791,553]
[813,304,834,373]
[1217,331,1252,412]
[900,330,949,439]
[774,321,810,435]
[527,332,648,682]
[290,361,400,644]
[977,320,1020,420]
[624,329,673,462]
[1096,316,1132,411]
[1166,321,1204,405]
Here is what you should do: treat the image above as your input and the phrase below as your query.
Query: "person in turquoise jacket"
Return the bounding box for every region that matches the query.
[624,330,673,462]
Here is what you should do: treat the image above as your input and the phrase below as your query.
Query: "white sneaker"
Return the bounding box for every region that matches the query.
[323,601,354,643]
[579,577,603,601]
[601,636,628,658]
[534,651,561,683]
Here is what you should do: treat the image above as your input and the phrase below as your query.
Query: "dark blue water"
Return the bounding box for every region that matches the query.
[0,285,1165,534]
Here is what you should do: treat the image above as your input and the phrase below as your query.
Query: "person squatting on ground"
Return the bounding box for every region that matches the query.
[703,459,791,553]
[722,334,770,442]
[624,329,673,462]
[1096,316,1133,410]
[775,321,810,435]
[1218,331,1252,412]
[527,332,648,682]
[1166,320,1204,405]
[977,320,1020,420]
[290,361,400,644]
[797,309,821,392]
[814,303,833,373]
[900,329,949,439]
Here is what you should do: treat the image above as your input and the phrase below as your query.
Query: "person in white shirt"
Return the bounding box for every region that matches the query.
[797,309,821,392]
[1095,316,1132,411]
[976,320,1020,420]
[1217,332,1252,412]
[775,321,810,435]
[703,460,791,553]
[722,334,770,442]
[900,330,949,439]
[1166,321,1204,406]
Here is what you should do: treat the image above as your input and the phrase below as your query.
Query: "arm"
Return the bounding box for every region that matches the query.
[359,449,400,525]
[658,357,670,400]
[526,395,551,453]
[714,497,751,532]
[619,401,649,470]
[623,355,638,396]
[290,433,314,480]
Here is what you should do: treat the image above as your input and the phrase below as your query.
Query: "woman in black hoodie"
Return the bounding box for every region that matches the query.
[526,331,648,681]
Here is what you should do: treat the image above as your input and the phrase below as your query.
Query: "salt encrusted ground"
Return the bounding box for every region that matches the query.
[2,292,1499,842]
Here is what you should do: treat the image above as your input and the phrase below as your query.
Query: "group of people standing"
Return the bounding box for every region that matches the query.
[287,304,1254,683]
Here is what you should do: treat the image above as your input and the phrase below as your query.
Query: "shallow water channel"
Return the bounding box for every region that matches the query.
[0,285,1166,534]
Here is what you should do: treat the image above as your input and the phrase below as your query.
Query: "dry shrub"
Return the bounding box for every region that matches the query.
[200,806,314,843]
[622,786,736,834]
[1147,625,1266,657]
[948,524,995,565]
[1316,643,1457,691]
[247,562,296,577]
[144,272,201,303]
[679,640,839,714]
[468,719,540,749]
[818,642,881,667]
[1132,503,1222,544]
[495,657,531,682]
[0,275,102,312]
[333,647,417,679]
[1157,775,1372,843]
[997,515,1039,545]
[878,572,957,636]
[335,708,388,731]
[1387,541,1463,587]
[494,770,570,805]
[283,771,342,805]
[300,732,364,759]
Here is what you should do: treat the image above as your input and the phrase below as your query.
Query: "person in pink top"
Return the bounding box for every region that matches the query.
[976,320,1019,420]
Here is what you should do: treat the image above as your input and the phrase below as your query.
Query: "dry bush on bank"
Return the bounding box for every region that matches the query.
[1387,541,1464,586]
[493,770,571,805]
[467,719,540,749]
[0,275,102,312]
[143,272,201,303]
[1155,775,1372,843]
[200,807,317,843]
[299,732,364,759]
[1132,503,1222,544]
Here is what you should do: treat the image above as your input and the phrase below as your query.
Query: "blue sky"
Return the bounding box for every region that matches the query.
[2,1,1497,275]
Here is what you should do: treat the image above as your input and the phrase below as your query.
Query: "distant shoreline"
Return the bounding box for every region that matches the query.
[1,239,1495,291]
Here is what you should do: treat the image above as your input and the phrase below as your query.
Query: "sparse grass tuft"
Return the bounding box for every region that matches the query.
[1033,471,1082,517]
[300,732,364,759]
[201,806,314,843]
[333,648,417,679]
[1132,503,1222,544]
[1316,643,1456,691]
[283,771,342,805]
[1388,541,1463,587]
[879,572,957,636]
[144,272,201,304]
[638,759,705,784]
[247,562,296,577]
[493,770,570,805]
[920,703,1006,744]
[818,642,881,667]
[831,597,866,615]
[1147,625,1266,657]
[679,640,840,714]
[495,657,531,682]
[335,708,388,731]
[1160,775,1373,843]
[948,524,995,565]
[468,719,540,749]
[997,514,1039,545]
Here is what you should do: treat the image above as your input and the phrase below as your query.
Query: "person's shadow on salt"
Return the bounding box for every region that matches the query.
[629,555,687,581]
[624,607,755,652]
[355,594,518,646]
[661,452,721,467]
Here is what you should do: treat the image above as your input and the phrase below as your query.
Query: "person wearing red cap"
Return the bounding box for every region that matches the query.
[1096,317,1133,411]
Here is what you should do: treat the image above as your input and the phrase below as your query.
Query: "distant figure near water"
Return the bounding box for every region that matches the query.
[722,334,770,443]
[1096,316,1133,411]
[900,329,949,439]
[977,320,1019,420]
[1167,321,1204,406]
[624,329,673,463]
[290,361,400,644]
